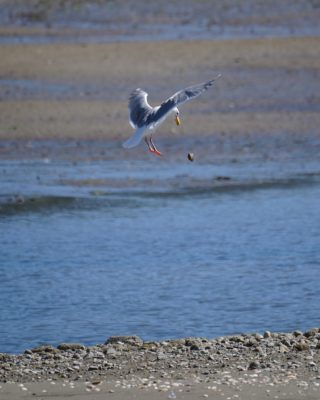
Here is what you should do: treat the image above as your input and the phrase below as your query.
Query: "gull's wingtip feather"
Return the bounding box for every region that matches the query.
[210,73,222,83]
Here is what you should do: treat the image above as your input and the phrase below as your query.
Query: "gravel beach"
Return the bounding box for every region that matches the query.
[1,330,320,399]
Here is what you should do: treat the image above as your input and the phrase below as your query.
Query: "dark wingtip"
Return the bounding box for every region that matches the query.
[205,74,222,89]
[211,74,222,83]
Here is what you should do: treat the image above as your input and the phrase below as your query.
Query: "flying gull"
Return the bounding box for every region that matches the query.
[122,75,221,156]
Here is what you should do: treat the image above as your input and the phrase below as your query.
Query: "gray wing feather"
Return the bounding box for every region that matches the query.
[152,75,221,122]
[128,89,153,128]
[170,74,222,106]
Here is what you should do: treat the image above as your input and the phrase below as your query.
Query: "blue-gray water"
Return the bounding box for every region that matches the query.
[1,141,320,354]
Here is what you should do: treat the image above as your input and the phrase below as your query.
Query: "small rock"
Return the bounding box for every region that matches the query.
[187,153,194,162]
[308,361,316,367]
[91,380,102,385]
[248,361,260,370]
[14,195,25,204]
[106,347,117,356]
[88,365,99,371]
[264,331,271,338]
[157,352,167,360]
[279,344,289,353]
[105,336,143,346]
[57,343,85,351]
[254,346,265,355]
[293,330,303,337]
[244,338,257,347]
[304,328,319,338]
[31,345,57,354]
[295,342,309,351]
[281,339,292,347]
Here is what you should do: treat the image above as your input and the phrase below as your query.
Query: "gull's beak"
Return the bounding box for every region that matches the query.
[175,115,181,126]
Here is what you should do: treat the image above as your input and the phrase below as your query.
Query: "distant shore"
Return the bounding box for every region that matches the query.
[1,329,319,399]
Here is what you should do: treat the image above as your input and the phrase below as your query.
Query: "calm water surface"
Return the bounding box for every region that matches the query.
[0,144,320,354]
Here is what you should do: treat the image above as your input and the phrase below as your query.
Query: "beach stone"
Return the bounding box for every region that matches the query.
[106,347,117,356]
[295,342,309,351]
[105,336,143,346]
[229,335,245,343]
[244,338,257,347]
[31,345,57,353]
[308,361,316,367]
[254,346,266,355]
[264,331,272,338]
[281,338,292,348]
[293,330,303,337]
[304,328,319,338]
[248,361,260,370]
[57,343,86,351]
[279,344,289,353]
[88,365,99,371]
[157,352,167,360]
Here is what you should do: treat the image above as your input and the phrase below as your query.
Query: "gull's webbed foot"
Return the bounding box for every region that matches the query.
[145,137,162,156]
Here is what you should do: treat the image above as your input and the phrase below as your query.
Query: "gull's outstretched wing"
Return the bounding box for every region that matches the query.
[171,74,221,106]
[128,89,153,128]
[152,74,222,122]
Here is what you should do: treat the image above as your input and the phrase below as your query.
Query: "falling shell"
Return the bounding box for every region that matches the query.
[187,152,194,162]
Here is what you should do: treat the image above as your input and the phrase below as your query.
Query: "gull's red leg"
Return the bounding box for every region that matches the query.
[145,137,155,153]
[150,136,162,156]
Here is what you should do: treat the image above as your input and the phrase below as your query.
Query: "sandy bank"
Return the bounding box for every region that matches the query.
[0,37,319,139]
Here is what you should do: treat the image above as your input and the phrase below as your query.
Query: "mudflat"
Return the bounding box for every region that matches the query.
[0,36,319,144]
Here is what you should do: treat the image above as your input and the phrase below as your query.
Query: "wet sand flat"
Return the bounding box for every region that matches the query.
[1,379,320,400]
[0,36,320,140]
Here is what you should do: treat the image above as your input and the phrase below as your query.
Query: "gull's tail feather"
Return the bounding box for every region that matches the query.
[122,127,146,149]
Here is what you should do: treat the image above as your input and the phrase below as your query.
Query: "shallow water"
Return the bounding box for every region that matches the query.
[2,24,320,45]
[1,142,320,354]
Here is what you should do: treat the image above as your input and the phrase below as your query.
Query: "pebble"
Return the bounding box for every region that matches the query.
[57,343,85,351]
[248,361,260,370]
[105,336,143,346]
[187,152,194,162]
[295,342,309,351]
